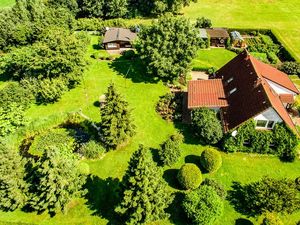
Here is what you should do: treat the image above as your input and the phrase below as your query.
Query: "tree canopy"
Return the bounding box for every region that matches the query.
[116,145,173,224]
[136,16,201,81]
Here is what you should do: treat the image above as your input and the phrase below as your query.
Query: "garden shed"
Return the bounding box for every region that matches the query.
[206,28,229,47]
[103,28,137,50]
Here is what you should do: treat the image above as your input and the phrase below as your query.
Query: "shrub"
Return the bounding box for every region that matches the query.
[79,140,106,159]
[78,162,90,175]
[236,177,300,215]
[267,52,279,64]
[200,148,222,173]
[260,212,284,225]
[122,50,136,59]
[202,178,227,199]
[195,17,212,28]
[295,177,300,191]
[29,128,76,156]
[156,93,181,121]
[177,163,202,190]
[279,61,300,75]
[192,108,223,144]
[182,185,224,225]
[159,133,183,166]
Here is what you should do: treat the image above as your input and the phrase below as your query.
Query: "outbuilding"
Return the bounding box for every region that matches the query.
[206,28,229,47]
[103,28,137,50]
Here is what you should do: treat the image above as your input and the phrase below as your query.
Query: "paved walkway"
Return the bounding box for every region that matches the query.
[190,71,209,80]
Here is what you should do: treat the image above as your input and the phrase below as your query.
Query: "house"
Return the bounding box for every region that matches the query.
[230,31,247,48]
[103,28,137,50]
[206,28,229,47]
[188,50,299,133]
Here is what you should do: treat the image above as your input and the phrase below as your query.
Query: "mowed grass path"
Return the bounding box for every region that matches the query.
[183,0,300,61]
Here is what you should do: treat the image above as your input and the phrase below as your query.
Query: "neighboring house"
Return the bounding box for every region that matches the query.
[230,31,247,48]
[103,28,137,50]
[205,28,229,47]
[188,50,299,133]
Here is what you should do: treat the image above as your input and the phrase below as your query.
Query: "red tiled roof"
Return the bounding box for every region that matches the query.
[279,94,295,104]
[188,79,228,108]
[250,56,299,94]
[215,50,297,133]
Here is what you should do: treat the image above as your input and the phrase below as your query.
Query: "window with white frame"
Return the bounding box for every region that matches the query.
[107,43,118,48]
[228,87,237,95]
[227,77,234,84]
[267,120,275,129]
[256,120,268,128]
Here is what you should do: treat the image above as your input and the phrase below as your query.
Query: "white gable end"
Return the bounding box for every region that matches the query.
[254,107,282,129]
[266,79,297,95]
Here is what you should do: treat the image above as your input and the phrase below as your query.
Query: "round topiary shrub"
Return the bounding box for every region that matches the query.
[200,148,222,173]
[177,163,202,190]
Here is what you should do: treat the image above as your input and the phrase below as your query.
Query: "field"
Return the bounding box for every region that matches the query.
[183,0,300,61]
[0,0,13,7]
[0,37,299,225]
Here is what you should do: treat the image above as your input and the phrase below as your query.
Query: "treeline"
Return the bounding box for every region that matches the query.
[49,0,197,19]
[0,0,89,137]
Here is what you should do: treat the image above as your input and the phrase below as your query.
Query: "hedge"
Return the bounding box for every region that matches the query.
[200,148,222,173]
[177,163,202,190]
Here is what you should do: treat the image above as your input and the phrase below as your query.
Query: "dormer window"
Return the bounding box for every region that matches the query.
[228,88,237,95]
[227,77,234,84]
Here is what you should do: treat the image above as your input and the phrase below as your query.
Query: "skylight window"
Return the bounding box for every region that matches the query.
[227,77,234,84]
[228,88,237,95]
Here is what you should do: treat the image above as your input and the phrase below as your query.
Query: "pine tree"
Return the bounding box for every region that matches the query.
[100,83,135,149]
[159,133,183,166]
[0,143,28,211]
[116,145,173,224]
[28,147,86,214]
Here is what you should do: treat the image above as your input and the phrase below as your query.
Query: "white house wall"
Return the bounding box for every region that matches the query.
[266,79,297,95]
[254,107,282,123]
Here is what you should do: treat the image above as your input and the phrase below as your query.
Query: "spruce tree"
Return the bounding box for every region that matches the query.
[159,133,183,166]
[100,83,135,149]
[116,145,173,224]
[0,143,28,211]
[28,147,86,214]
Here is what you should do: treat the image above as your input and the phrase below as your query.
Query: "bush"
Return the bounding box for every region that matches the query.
[159,133,183,166]
[200,148,222,173]
[192,108,223,144]
[79,140,106,159]
[182,185,224,225]
[295,177,300,191]
[267,52,279,64]
[122,50,136,59]
[234,177,300,215]
[36,78,68,103]
[29,128,76,156]
[177,163,202,190]
[279,61,300,75]
[78,162,90,175]
[202,178,227,199]
[195,17,212,28]
[156,93,181,121]
[260,212,284,225]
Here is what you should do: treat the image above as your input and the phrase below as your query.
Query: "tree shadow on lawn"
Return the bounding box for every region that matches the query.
[227,181,255,217]
[235,218,254,225]
[109,56,158,84]
[166,192,189,225]
[85,175,122,224]
[174,122,205,146]
[163,169,181,190]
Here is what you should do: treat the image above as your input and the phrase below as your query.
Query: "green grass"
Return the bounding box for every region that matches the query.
[1,36,300,225]
[0,0,14,7]
[183,0,300,61]
[191,48,236,70]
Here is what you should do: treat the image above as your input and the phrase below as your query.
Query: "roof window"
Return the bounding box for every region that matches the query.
[228,88,237,96]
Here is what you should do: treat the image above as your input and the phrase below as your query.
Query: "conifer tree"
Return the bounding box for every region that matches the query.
[159,133,183,166]
[100,83,135,149]
[0,143,28,211]
[28,147,86,214]
[116,145,173,224]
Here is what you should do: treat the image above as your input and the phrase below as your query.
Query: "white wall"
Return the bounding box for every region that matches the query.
[266,79,297,96]
[254,107,282,129]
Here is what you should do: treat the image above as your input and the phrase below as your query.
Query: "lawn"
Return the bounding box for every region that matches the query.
[191,48,236,70]
[0,0,14,7]
[182,0,300,61]
[0,36,300,225]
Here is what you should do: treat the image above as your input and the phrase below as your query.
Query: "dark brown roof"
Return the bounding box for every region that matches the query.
[188,79,228,108]
[103,28,137,44]
[206,28,229,38]
[215,50,297,132]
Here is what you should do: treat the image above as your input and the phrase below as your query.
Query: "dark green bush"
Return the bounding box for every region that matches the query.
[122,50,136,59]
[295,177,300,191]
[79,140,106,159]
[192,108,223,144]
[200,148,222,173]
[159,133,183,166]
[177,163,202,190]
[182,185,224,225]
[156,93,178,121]
[195,17,212,28]
[279,61,300,75]
[202,178,227,199]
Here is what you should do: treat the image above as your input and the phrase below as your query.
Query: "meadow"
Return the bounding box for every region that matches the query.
[0,36,299,225]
